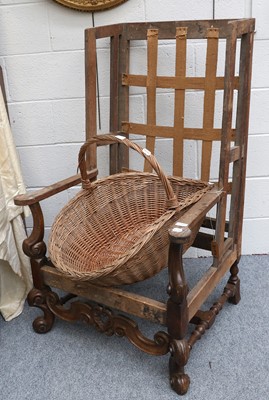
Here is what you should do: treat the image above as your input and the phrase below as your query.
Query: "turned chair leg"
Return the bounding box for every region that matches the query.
[167,227,192,395]
[227,261,241,305]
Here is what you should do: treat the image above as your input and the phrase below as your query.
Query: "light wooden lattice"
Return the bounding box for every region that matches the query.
[122,27,239,181]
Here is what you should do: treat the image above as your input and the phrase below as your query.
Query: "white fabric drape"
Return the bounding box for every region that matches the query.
[0,88,32,321]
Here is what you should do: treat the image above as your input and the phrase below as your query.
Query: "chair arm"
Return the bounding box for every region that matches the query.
[168,187,223,244]
[14,168,98,206]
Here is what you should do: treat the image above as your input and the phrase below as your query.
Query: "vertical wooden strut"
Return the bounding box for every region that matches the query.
[85,28,97,171]
[201,27,219,181]
[228,31,254,255]
[118,28,130,172]
[173,27,187,177]
[109,33,120,174]
[145,29,158,172]
[167,226,192,395]
[214,27,237,261]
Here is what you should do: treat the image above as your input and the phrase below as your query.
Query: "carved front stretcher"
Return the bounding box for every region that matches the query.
[15,19,255,395]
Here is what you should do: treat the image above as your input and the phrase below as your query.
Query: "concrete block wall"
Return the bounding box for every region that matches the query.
[0,0,268,255]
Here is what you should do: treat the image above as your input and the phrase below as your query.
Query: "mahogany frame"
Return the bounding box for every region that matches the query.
[15,19,255,395]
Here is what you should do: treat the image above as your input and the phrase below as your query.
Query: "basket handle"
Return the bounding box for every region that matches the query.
[78,134,179,210]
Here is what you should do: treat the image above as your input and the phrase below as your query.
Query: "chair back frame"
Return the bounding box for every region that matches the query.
[85,19,255,262]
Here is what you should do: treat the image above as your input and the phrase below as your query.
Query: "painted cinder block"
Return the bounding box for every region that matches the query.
[94,0,145,26]
[244,178,269,219]
[0,3,51,56]
[241,218,269,255]
[252,40,269,88]
[51,98,85,143]
[17,144,82,187]
[144,0,212,21]
[48,1,93,51]
[214,0,251,19]
[246,135,269,178]
[8,101,54,146]
[249,89,269,134]
[252,0,269,40]
[5,51,85,102]
[8,98,86,146]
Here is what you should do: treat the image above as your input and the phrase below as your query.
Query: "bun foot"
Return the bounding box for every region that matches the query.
[33,315,54,334]
[28,288,55,334]
[228,279,241,305]
[170,372,190,395]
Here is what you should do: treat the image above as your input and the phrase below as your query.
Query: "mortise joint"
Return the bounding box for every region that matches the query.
[207,27,219,39]
[122,73,128,85]
[147,29,158,38]
[121,122,130,133]
[176,27,187,38]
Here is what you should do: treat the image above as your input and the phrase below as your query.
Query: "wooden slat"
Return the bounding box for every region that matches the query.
[187,248,237,319]
[42,266,167,325]
[122,74,239,90]
[122,122,235,141]
[185,128,235,140]
[173,27,187,176]
[145,29,158,172]
[201,28,219,181]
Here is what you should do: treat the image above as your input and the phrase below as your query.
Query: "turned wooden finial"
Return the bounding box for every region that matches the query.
[168,223,192,244]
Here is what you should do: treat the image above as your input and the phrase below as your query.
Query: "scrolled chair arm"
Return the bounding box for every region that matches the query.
[14,169,98,207]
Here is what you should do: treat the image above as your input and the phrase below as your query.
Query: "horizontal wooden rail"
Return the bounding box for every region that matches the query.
[14,169,98,206]
[42,266,167,325]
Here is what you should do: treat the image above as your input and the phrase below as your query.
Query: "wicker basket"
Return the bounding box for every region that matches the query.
[48,135,211,286]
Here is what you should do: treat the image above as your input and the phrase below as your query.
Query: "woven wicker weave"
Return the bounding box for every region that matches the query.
[48,135,211,286]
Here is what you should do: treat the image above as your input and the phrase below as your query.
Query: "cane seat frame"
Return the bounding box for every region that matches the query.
[15,18,255,395]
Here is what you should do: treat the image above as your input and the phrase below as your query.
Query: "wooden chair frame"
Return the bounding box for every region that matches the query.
[15,19,255,395]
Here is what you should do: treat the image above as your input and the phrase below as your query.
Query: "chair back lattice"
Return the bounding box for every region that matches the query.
[121,26,237,182]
